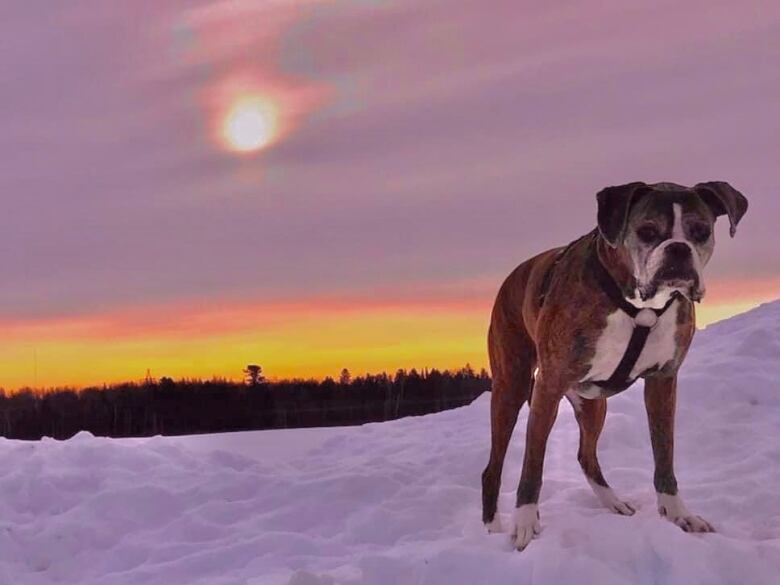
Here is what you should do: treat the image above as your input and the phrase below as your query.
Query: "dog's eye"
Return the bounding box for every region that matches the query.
[636,225,660,243]
[689,223,711,243]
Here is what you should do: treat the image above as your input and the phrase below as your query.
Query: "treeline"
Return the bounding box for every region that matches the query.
[0,366,490,440]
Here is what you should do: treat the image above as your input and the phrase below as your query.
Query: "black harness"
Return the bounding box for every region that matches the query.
[540,231,681,394]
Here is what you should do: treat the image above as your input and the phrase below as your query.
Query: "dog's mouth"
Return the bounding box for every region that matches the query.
[638,258,706,303]
[640,277,704,303]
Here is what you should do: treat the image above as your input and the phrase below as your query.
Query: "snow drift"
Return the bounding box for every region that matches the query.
[1,301,779,584]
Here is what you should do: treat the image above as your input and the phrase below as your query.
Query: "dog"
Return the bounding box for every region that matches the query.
[481,181,748,551]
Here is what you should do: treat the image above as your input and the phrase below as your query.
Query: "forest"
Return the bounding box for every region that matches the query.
[0,366,491,440]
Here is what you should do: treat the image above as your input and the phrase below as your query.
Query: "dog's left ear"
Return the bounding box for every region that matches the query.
[596,182,650,247]
[693,181,748,237]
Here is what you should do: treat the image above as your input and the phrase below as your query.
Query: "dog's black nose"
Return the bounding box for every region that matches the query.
[665,242,692,260]
[660,242,696,281]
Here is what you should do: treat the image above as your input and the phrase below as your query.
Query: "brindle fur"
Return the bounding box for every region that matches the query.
[481,181,747,542]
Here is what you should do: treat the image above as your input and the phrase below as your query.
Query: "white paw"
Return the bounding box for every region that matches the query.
[485,515,503,533]
[512,504,541,551]
[589,480,636,516]
[657,493,714,533]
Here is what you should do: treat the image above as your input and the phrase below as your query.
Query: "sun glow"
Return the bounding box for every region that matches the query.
[204,69,330,156]
[220,96,279,153]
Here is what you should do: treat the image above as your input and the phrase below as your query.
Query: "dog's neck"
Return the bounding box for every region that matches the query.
[593,235,636,299]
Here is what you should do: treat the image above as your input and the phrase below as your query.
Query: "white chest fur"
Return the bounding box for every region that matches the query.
[579,301,680,389]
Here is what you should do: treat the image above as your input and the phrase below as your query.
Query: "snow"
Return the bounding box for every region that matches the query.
[1,302,779,584]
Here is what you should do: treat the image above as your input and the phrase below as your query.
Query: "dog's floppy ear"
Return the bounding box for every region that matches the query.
[693,181,748,237]
[596,182,650,247]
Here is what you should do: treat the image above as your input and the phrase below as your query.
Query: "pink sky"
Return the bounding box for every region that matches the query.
[1,1,778,386]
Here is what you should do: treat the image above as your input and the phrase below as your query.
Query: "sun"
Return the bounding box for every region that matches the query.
[220,96,279,153]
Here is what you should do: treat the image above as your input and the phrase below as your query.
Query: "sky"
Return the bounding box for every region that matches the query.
[1,0,779,389]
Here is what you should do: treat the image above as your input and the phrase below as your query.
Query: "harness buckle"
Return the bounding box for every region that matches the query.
[634,308,658,328]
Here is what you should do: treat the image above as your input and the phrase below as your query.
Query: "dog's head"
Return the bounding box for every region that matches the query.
[596,181,748,304]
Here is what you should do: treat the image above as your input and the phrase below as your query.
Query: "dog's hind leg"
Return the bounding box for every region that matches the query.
[565,393,635,516]
[481,322,536,532]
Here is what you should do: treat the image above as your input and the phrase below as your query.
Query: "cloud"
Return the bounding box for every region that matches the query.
[0,0,777,324]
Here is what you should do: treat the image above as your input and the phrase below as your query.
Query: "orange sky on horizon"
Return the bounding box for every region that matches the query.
[2,2,779,391]
[2,278,777,391]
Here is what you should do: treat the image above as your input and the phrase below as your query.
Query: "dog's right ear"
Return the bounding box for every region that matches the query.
[596,182,650,247]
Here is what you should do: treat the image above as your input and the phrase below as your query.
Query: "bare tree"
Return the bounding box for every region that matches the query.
[244,365,266,387]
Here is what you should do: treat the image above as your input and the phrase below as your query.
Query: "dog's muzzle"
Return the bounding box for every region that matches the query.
[643,243,704,302]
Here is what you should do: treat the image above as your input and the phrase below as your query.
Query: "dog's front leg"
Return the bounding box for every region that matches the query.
[513,376,561,550]
[644,375,714,533]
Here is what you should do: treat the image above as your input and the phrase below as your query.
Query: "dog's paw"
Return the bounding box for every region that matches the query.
[589,481,636,516]
[512,504,541,551]
[668,514,714,533]
[657,493,714,533]
[484,515,503,533]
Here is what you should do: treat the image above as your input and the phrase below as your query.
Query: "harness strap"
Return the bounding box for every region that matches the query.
[593,324,653,391]
[587,247,681,391]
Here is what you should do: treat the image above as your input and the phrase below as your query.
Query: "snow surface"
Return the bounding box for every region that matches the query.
[1,302,779,585]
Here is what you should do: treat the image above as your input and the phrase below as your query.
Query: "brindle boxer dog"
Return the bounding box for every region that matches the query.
[481,181,748,551]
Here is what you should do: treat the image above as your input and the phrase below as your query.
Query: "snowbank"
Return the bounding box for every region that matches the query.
[1,301,779,584]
